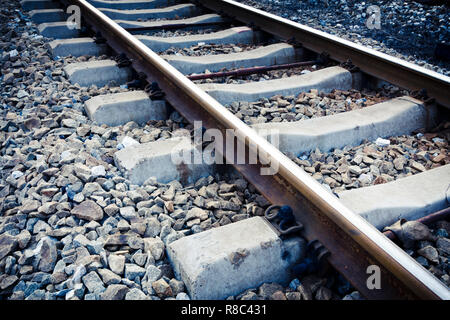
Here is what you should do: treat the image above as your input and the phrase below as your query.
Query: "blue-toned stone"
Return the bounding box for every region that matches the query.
[24,282,39,297]
[31,272,52,287]
[82,271,105,294]
[54,289,71,297]
[25,289,46,300]
[436,229,448,238]
[124,264,146,282]
[289,278,301,290]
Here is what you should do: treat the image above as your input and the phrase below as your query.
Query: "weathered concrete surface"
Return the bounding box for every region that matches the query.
[115,14,224,30]
[21,0,59,11]
[114,137,214,185]
[29,9,66,23]
[49,38,108,57]
[137,27,261,52]
[85,91,167,126]
[100,4,200,20]
[38,21,80,39]
[253,96,438,156]
[167,216,305,300]
[64,60,133,87]
[339,165,450,230]
[198,66,352,105]
[88,0,176,10]
[162,43,303,75]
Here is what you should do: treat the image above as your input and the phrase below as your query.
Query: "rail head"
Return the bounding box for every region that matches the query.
[63,0,450,299]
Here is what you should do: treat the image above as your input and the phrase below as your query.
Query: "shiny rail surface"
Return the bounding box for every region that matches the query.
[60,0,450,299]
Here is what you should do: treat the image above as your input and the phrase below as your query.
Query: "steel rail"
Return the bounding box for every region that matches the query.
[187,60,318,80]
[61,0,450,299]
[125,21,230,33]
[384,207,450,241]
[196,0,450,109]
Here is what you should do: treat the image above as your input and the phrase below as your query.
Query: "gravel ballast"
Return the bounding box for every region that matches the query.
[225,86,405,125]
[290,128,449,194]
[235,0,450,76]
[0,0,266,300]
[383,219,450,288]
[0,0,352,300]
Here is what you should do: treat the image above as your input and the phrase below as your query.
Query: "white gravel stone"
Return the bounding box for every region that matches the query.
[91,165,106,177]
[375,137,391,147]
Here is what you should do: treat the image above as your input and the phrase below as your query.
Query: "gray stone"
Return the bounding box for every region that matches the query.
[0,275,18,290]
[73,234,91,248]
[20,199,40,214]
[105,234,144,250]
[82,271,106,294]
[108,254,125,275]
[402,221,435,243]
[104,204,119,216]
[258,283,284,299]
[0,233,18,260]
[125,288,150,300]
[82,182,103,197]
[144,217,161,238]
[186,207,208,221]
[62,118,77,128]
[436,238,450,256]
[145,265,162,282]
[144,237,165,260]
[348,165,362,175]
[176,292,190,300]
[152,279,173,298]
[128,190,145,203]
[415,256,429,267]
[125,264,146,281]
[36,237,57,272]
[417,245,439,264]
[71,200,104,221]
[169,278,185,296]
[120,206,137,221]
[117,219,130,232]
[66,283,85,300]
[25,289,46,300]
[97,268,121,285]
[38,202,58,215]
[84,293,98,300]
[100,284,130,300]
[286,291,302,300]
[240,291,258,300]
[33,220,52,234]
[130,222,146,236]
[132,252,147,267]
[69,265,86,286]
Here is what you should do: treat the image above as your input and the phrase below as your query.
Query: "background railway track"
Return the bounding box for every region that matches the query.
[0,0,449,300]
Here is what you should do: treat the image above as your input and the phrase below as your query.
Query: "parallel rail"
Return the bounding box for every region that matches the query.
[62,0,450,299]
[197,0,450,109]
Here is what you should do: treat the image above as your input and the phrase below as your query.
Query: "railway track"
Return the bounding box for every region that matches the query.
[1,0,449,300]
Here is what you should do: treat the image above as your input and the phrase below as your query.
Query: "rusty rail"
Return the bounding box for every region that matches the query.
[125,21,230,33]
[384,207,450,241]
[60,0,450,299]
[187,60,317,80]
